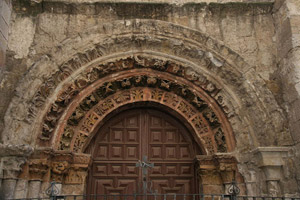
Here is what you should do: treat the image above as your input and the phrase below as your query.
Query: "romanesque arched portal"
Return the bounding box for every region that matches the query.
[1,19,290,198]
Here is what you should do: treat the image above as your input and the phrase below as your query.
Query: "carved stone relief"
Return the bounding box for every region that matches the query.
[28,159,49,180]
[34,67,233,155]
[21,151,91,185]
[195,155,241,193]
[35,56,234,146]
[51,70,230,151]
[63,86,225,155]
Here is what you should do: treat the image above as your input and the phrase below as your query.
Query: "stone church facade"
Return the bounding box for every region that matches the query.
[1,0,300,198]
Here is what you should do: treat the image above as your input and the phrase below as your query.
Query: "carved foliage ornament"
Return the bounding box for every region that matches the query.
[25,152,91,184]
[37,56,233,143]
[59,83,227,155]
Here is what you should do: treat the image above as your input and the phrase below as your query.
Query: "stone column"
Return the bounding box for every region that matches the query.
[2,179,17,199]
[254,147,290,196]
[1,156,27,199]
[27,159,49,198]
[195,155,223,194]
[215,155,238,194]
[243,170,258,196]
[61,153,91,195]
[0,144,33,198]
[14,179,29,199]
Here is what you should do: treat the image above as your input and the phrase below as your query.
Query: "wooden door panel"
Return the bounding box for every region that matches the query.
[88,109,198,195]
[151,179,192,194]
[94,178,138,195]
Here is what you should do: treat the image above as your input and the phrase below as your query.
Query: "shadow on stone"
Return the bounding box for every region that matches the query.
[0,187,4,200]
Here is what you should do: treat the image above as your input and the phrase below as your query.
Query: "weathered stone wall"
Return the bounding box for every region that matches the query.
[0,0,12,140]
[273,0,300,192]
[1,0,300,198]
[1,0,280,142]
[0,0,11,68]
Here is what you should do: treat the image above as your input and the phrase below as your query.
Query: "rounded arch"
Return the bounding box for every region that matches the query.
[2,19,288,154]
[47,68,235,155]
[83,102,207,155]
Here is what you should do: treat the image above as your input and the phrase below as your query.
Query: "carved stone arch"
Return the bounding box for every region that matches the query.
[43,66,235,155]
[81,100,209,155]
[2,19,288,154]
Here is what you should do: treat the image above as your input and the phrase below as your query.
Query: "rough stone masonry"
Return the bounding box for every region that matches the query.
[0,0,300,198]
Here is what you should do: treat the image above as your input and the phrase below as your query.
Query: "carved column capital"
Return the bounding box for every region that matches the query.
[64,166,88,185]
[195,155,224,193]
[28,159,49,180]
[1,156,27,179]
[214,154,237,184]
[195,155,222,184]
[0,144,33,179]
[51,161,70,182]
[253,147,290,181]
[64,153,90,185]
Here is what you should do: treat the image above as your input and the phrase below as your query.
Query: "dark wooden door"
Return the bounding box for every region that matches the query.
[86,109,199,195]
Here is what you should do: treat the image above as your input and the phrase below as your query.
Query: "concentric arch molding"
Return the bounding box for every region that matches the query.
[46,68,236,155]
[2,19,285,150]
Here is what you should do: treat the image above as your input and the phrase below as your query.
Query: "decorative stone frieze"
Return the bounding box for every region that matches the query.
[37,56,234,152]
[21,150,91,185]
[43,66,235,156]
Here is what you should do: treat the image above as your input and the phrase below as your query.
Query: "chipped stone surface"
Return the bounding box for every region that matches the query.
[0,0,300,198]
[8,15,35,59]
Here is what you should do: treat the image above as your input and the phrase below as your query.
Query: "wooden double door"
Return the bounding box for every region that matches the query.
[86,108,200,195]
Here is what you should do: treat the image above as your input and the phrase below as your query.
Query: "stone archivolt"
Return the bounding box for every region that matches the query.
[36,56,235,155]
[3,20,287,153]
[37,55,234,144]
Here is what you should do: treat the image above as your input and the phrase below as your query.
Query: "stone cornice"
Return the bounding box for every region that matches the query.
[28,0,274,5]
[13,0,274,16]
